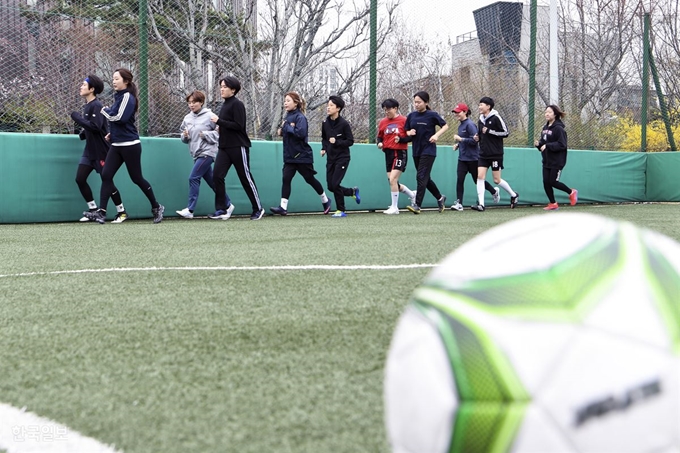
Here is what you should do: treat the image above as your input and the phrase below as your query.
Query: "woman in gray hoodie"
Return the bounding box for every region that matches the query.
[176,90,227,218]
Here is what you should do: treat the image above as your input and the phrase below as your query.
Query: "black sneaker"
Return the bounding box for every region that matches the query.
[510,193,519,209]
[152,204,165,223]
[407,204,421,215]
[437,195,447,213]
[270,206,287,215]
[250,209,265,220]
[472,204,485,212]
[83,208,106,224]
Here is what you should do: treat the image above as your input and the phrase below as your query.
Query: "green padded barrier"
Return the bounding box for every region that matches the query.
[0,132,674,224]
[646,152,680,202]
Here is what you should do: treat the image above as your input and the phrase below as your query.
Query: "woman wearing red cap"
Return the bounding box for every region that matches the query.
[451,102,499,211]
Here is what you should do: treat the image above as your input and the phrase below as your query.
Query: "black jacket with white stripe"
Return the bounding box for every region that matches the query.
[477,109,509,159]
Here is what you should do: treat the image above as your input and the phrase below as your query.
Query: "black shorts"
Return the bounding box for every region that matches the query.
[478,157,504,171]
[384,149,408,173]
[79,155,103,173]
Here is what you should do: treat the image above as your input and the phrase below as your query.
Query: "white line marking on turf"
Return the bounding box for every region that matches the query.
[0,264,436,279]
[0,403,120,452]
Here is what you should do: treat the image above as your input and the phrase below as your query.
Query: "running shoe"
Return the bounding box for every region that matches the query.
[152,204,165,223]
[111,212,128,223]
[569,189,579,206]
[176,208,193,219]
[270,206,288,216]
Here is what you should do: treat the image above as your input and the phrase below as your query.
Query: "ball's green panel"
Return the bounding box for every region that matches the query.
[450,403,526,453]
[425,229,622,315]
[412,297,527,401]
[645,245,680,353]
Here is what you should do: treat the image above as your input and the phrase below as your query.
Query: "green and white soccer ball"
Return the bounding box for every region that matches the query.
[384,213,680,453]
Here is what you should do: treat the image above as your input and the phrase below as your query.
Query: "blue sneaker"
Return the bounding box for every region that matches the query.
[322,199,332,214]
[250,209,265,220]
[270,206,288,216]
[209,209,227,219]
[331,210,347,218]
[353,187,361,204]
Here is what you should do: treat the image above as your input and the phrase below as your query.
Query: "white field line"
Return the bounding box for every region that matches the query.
[0,403,120,453]
[0,263,434,451]
[0,264,436,279]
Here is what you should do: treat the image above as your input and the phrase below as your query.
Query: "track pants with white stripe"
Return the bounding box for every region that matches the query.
[214,146,262,213]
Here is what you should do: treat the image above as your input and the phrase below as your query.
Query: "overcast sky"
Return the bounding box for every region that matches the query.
[398,0,523,43]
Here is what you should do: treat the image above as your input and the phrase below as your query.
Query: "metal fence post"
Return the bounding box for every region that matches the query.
[139,0,149,136]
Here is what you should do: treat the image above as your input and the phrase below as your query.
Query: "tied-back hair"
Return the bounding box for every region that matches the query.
[547,104,565,120]
[414,91,431,110]
[285,91,306,113]
[115,68,138,113]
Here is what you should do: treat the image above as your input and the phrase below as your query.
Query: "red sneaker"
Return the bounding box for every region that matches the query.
[569,189,578,206]
[543,203,559,211]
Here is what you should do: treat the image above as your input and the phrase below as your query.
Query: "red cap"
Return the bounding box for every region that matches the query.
[452,102,469,113]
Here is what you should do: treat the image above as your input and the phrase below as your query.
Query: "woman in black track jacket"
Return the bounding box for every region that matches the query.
[535,104,578,210]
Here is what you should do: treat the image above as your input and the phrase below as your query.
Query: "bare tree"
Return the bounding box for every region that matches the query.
[147,0,214,93]
[560,0,640,118]
[649,0,680,118]
[377,25,451,113]
[207,0,400,139]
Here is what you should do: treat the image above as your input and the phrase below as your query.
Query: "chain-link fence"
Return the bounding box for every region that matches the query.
[0,0,677,151]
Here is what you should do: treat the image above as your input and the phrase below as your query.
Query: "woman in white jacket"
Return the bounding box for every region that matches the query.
[176,90,226,218]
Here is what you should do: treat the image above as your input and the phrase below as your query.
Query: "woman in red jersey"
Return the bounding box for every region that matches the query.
[376,98,416,214]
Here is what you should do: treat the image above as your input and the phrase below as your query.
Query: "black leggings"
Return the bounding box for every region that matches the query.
[456,160,495,201]
[542,166,572,203]
[76,164,122,207]
[282,163,324,199]
[100,143,158,210]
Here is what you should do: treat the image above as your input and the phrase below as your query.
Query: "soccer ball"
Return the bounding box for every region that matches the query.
[384,213,680,453]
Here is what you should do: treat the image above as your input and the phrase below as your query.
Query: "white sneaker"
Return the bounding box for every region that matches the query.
[79,215,91,222]
[225,203,235,220]
[176,208,194,219]
[450,200,464,211]
[384,206,400,215]
[410,191,417,206]
[111,212,128,224]
[493,187,500,204]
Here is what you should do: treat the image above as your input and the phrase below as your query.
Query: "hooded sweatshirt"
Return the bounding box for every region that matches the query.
[281,108,314,164]
[536,118,568,169]
[477,109,509,159]
[180,107,219,160]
